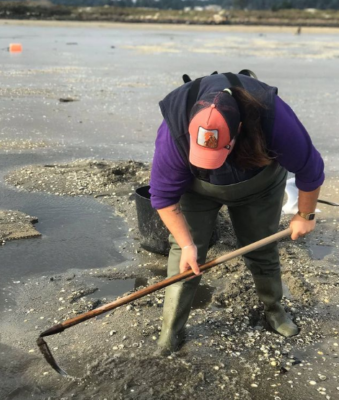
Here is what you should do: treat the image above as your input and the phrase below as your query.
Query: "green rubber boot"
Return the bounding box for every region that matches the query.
[155,192,220,356]
[253,271,299,337]
[156,277,200,356]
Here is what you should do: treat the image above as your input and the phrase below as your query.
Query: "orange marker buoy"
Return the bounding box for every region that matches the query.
[9,43,22,53]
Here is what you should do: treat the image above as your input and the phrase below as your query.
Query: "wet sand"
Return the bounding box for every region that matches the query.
[1,21,339,400]
[1,160,339,400]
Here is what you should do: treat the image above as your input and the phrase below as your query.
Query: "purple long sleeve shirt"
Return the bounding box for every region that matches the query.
[150,96,324,210]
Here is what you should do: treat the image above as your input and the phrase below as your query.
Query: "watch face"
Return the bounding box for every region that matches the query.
[308,213,315,220]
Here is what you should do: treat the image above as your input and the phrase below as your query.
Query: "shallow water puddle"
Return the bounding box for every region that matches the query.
[81,276,148,319]
[192,284,214,309]
[0,181,129,313]
[82,279,214,315]
[83,277,148,300]
[309,244,333,260]
[0,184,127,281]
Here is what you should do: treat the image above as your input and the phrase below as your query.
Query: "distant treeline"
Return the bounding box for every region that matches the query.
[44,0,339,10]
[2,1,339,25]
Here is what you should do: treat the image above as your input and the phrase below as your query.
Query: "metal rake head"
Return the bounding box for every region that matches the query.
[37,336,68,377]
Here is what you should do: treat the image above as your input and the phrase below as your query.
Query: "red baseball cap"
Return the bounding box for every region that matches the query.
[188,90,241,170]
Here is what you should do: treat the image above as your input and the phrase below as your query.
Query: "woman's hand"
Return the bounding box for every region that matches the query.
[179,243,200,275]
[289,213,316,240]
[157,203,201,275]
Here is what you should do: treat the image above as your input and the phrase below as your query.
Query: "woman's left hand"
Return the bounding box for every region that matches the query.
[289,213,316,240]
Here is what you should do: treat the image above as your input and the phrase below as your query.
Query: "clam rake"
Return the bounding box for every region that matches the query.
[37,228,292,376]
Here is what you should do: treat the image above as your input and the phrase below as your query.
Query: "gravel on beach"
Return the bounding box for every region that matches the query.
[1,159,338,400]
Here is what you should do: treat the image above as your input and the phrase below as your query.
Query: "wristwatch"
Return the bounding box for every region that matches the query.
[297,211,316,220]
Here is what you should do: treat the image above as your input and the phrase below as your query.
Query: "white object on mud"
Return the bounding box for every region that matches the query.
[282,177,320,215]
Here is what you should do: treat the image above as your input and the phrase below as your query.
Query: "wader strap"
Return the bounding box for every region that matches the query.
[186,71,247,120]
[182,74,192,83]
[185,71,218,120]
[185,76,208,181]
[223,72,243,88]
[238,69,258,79]
[186,77,203,121]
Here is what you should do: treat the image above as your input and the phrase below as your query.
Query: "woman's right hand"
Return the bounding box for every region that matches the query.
[179,244,200,275]
[156,204,200,275]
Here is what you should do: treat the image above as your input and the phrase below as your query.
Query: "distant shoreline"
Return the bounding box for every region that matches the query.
[1,4,339,30]
[2,19,339,34]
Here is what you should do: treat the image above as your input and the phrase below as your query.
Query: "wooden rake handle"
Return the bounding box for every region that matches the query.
[40,227,292,338]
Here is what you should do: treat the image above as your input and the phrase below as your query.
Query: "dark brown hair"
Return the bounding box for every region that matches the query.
[230,86,273,169]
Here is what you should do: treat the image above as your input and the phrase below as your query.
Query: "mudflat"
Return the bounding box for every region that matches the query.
[0,21,338,400]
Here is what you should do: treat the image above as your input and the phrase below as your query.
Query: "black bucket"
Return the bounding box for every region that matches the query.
[135,185,220,256]
[135,186,170,255]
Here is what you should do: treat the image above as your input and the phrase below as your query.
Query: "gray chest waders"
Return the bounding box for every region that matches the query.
[157,162,298,356]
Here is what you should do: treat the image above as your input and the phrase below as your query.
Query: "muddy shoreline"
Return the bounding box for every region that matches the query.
[1,158,339,399]
[2,18,339,34]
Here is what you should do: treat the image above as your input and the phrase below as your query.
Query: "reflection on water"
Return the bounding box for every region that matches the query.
[83,277,149,301]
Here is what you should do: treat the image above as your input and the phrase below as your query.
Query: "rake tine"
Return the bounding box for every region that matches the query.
[37,324,68,376]
[37,337,68,377]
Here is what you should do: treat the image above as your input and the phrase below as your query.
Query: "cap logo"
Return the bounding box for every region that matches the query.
[197,127,218,149]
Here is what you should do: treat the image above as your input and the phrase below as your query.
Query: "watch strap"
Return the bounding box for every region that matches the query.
[297,211,316,220]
